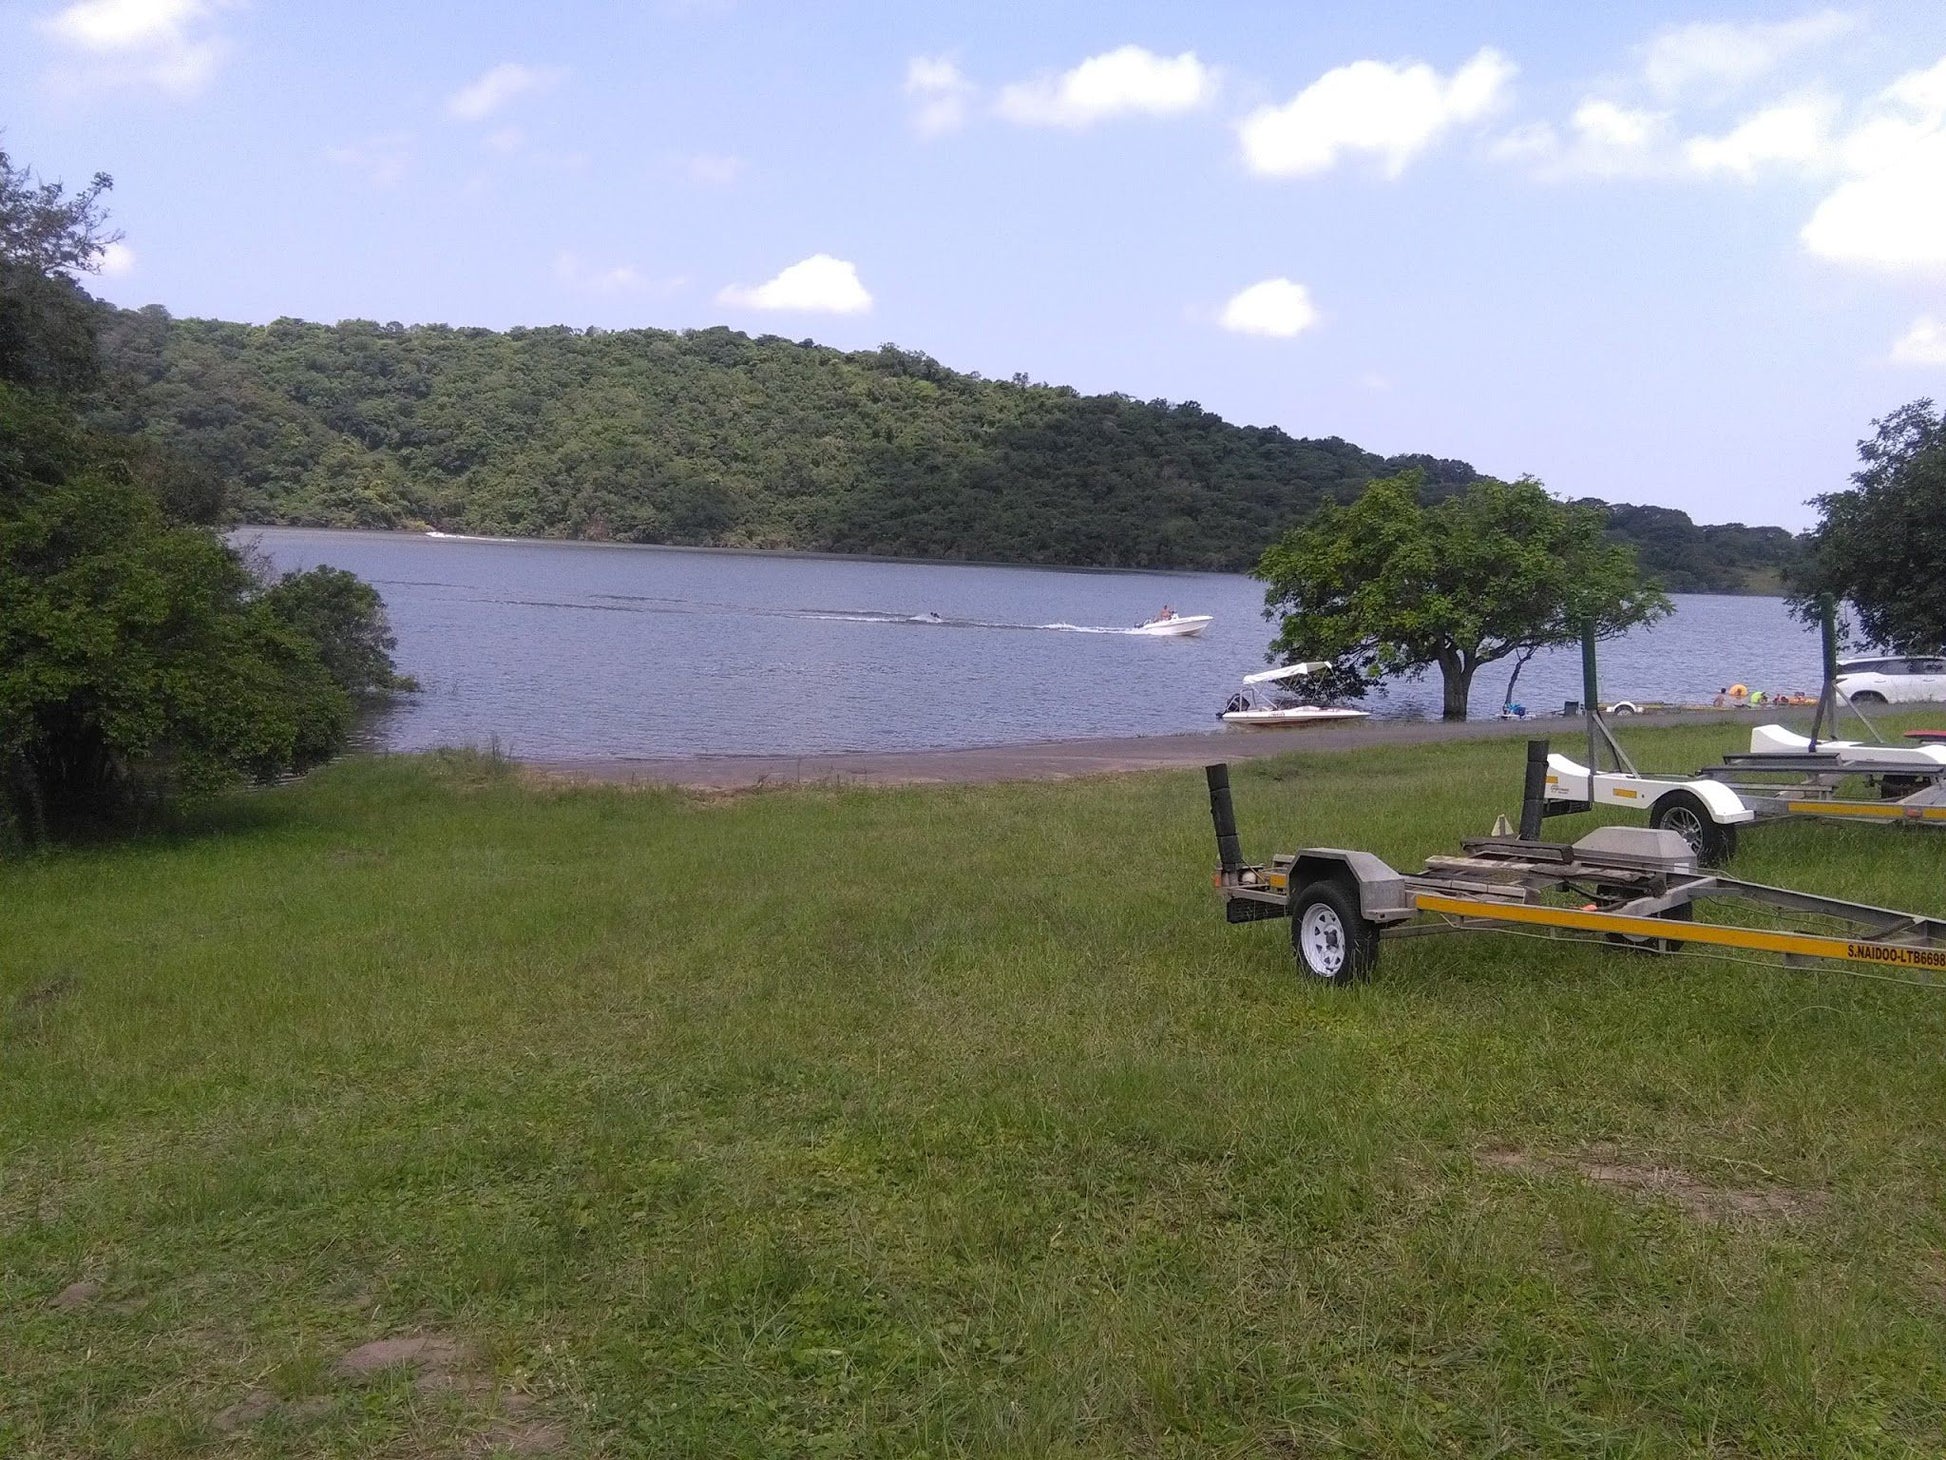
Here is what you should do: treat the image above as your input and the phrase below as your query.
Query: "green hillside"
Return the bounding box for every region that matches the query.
[91,308,1801,587]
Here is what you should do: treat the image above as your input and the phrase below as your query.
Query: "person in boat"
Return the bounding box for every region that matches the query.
[1154,604,1177,622]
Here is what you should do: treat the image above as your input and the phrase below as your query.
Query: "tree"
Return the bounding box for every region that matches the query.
[0,148,118,393]
[1,148,407,843]
[1792,400,1946,653]
[1254,473,1672,720]
[260,565,417,695]
[1,385,353,837]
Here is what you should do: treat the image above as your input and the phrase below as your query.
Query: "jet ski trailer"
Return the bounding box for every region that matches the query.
[1538,606,1946,865]
[1205,752,1946,985]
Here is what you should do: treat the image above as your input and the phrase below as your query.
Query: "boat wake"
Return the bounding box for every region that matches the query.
[581,596,1201,635]
[805,611,1165,634]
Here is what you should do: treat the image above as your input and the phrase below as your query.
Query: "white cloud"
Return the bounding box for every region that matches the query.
[1801,59,1946,271]
[447,62,566,122]
[96,240,136,276]
[1500,94,1839,182]
[38,0,230,95]
[1891,316,1946,364]
[997,46,1215,128]
[485,126,525,154]
[718,254,873,314]
[326,134,413,188]
[905,55,975,137]
[1801,141,1946,268]
[1685,94,1837,177]
[684,152,745,186]
[1219,278,1319,338]
[1640,10,1856,98]
[1239,47,1514,178]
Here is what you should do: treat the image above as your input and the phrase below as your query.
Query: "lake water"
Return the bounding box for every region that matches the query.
[245,528,1823,760]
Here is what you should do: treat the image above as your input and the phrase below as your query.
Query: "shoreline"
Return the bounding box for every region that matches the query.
[235,524,1793,596]
[521,709,1756,791]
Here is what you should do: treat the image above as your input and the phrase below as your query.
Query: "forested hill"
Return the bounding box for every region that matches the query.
[91,308,1800,588]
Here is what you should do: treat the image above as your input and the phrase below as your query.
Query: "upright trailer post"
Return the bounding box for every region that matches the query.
[1808,595,1841,750]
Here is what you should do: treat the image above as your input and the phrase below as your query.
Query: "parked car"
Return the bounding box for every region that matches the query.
[1835,655,1946,704]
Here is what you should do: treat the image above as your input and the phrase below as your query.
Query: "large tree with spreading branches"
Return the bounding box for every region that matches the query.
[1255,472,1672,720]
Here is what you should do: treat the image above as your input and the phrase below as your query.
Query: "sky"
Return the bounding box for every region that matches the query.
[5,1,1946,530]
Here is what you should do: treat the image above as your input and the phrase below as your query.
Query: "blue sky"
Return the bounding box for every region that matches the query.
[5,1,1946,529]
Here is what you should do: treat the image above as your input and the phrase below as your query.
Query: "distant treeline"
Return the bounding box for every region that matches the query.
[91,309,1803,591]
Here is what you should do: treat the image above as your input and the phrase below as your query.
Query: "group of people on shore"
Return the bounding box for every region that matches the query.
[1711,684,1817,708]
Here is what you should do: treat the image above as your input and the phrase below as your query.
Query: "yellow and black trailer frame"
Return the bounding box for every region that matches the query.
[1205,760,1946,986]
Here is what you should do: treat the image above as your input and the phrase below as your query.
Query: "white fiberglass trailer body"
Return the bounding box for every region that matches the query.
[1534,609,1946,864]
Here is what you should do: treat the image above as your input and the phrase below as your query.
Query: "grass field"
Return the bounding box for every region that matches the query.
[5,721,1946,1457]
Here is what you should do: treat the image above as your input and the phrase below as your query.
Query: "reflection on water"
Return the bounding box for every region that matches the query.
[245,528,1823,759]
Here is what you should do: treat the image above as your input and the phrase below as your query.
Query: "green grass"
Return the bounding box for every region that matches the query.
[5,721,1946,1457]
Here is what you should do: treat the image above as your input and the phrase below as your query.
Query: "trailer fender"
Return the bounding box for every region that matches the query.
[1288,850,1414,923]
[1545,753,1591,800]
[1667,778,1756,825]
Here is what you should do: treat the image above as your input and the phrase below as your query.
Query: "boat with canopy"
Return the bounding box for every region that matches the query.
[1220,663,1371,727]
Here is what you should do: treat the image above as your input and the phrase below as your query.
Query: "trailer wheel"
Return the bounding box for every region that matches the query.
[1648,790,1737,867]
[1605,902,1694,954]
[1289,878,1379,984]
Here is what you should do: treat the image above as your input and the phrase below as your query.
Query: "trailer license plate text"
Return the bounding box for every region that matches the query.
[1846,942,1946,970]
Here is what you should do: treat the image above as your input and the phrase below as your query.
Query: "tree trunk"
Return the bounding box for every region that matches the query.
[1440,656,1477,720]
[1501,646,1537,713]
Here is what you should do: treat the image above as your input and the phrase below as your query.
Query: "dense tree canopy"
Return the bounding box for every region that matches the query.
[1255,473,1673,719]
[88,310,1801,587]
[1,149,406,843]
[1793,400,1946,654]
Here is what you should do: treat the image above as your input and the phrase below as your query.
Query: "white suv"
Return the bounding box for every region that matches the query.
[1836,655,1946,704]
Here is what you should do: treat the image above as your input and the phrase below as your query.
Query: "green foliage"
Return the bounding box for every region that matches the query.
[0,383,353,839]
[0,149,119,394]
[89,312,1800,585]
[260,565,417,695]
[1793,400,1946,653]
[1255,473,1673,719]
[1593,501,1802,595]
[0,148,415,842]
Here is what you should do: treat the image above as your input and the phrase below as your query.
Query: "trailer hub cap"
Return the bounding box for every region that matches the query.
[1660,804,1705,852]
[1300,904,1347,976]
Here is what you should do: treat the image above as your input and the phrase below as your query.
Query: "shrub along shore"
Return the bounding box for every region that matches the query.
[5,722,1946,1456]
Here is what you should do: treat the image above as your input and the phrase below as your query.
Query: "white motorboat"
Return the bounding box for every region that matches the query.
[1131,612,1212,637]
[1221,662,1370,727]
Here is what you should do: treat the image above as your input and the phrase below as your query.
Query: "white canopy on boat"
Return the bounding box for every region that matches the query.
[1241,661,1335,685]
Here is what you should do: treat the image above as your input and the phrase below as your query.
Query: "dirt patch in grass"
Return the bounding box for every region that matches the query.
[50,1278,100,1309]
[214,1330,562,1452]
[1478,1144,1825,1224]
[332,1333,471,1380]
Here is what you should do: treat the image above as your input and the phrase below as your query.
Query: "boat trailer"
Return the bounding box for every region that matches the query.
[1206,751,1946,985]
[1539,606,1946,865]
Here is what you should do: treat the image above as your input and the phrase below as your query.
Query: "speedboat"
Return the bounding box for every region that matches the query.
[1220,663,1370,727]
[1131,613,1212,637]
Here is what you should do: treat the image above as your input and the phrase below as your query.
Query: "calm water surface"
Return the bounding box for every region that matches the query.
[246,529,1823,759]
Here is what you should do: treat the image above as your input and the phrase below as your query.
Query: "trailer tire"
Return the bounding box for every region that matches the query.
[1649,790,1737,867]
[1605,902,1694,954]
[1289,877,1379,984]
